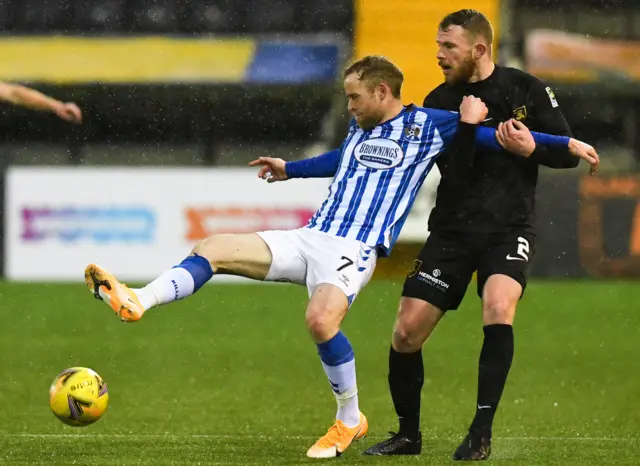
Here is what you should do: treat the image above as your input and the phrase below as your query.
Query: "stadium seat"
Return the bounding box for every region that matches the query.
[298,0,353,33]
[180,0,246,33]
[244,0,295,33]
[14,0,73,32]
[0,0,14,30]
[75,0,125,32]
[132,0,178,32]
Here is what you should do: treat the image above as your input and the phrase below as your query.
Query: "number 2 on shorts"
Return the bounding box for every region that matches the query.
[516,236,529,261]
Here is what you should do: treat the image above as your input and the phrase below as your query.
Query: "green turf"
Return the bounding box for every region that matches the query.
[0,280,638,464]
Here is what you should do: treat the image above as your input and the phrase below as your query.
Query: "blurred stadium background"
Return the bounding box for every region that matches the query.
[0,0,639,281]
[1,1,639,465]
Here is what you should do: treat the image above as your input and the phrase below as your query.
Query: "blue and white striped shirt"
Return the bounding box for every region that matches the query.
[307,106,459,256]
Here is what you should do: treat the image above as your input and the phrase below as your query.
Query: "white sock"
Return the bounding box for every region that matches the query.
[133,268,195,310]
[132,287,158,311]
[321,359,361,428]
[336,387,360,428]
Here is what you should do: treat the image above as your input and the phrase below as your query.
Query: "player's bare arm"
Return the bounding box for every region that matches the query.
[0,82,82,124]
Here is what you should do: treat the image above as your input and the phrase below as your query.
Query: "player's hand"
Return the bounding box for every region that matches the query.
[54,102,82,124]
[248,156,289,183]
[496,119,536,157]
[459,95,488,124]
[568,138,600,175]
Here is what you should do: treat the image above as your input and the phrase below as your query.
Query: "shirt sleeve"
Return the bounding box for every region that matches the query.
[285,148,341,178]
[440,121,478,177]
[527,78,578,169]
[423,90,477,177]
[285,119,358,179]
[476,126,570,152]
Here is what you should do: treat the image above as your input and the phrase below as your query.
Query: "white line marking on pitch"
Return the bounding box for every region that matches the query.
[2,434,638,442]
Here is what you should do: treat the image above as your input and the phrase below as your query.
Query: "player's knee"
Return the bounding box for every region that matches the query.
[191,234,241,274]
[483,297,517,325]
[392,298,441,352]
[392,319,425,353]
[305,306,340,342]
[191,235,222,271]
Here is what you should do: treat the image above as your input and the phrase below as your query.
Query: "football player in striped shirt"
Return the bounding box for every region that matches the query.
[84,55,597,459]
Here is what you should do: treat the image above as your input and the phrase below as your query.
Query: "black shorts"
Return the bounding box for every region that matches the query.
[402,229,535,311]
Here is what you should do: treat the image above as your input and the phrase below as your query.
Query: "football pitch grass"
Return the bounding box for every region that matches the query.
[0,280,638,465]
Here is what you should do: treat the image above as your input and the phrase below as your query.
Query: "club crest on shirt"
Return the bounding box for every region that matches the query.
[354,138,404,170]
[404,124,421,140]
[512,105,527,121]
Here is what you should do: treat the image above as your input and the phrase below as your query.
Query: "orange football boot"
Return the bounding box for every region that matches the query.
[84,264,145,322]
[306,412,368,458]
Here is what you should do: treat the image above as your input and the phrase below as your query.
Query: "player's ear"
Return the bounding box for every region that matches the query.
[473,43,487,60]
[378,82,390,100]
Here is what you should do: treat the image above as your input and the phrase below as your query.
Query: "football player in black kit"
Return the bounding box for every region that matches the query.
[363,9,599,461]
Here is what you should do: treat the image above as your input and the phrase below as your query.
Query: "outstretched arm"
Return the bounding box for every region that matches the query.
[475,125,599,172]
[474,125,569,152]
[248,148,341,183]
[285,148,341,178]
[0,82,82,123]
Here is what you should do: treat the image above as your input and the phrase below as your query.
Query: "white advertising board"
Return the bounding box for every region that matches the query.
[5,166,439,282]
[5,167,330,281]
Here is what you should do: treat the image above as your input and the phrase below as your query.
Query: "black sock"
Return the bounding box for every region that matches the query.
[388,346,424,436]
[470,324,514,434]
